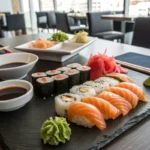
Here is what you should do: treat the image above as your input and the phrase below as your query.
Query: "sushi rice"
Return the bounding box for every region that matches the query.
[67,63,82,69]
[55,93,81,117]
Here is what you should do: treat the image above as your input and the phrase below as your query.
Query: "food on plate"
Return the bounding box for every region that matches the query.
[98,91,132,116]
[71,31,89,43]
[77,66,91,84]
[48,31,69,42]
[85,50,128,80]
[106,87,139,108]
[55,93,81,117]
[64,69,80,88]
[40,117,71,145]
[46,70,61,77]
[83,81,110,94]
[36,77,54,97]
[82,97,121,119]
[143,77,150,87]
[70,85,96,98]
[116,82,148,102]
[53,74,69,94]
[68,102,106,130]
[105,73,133,83]
[56,66,71,72]
[29,38,55,49]
[95,76,120,87]
[67,63,82,69]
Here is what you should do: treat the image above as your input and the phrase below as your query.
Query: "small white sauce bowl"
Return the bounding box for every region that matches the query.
[0,80,33,111]
[0,53,38,80]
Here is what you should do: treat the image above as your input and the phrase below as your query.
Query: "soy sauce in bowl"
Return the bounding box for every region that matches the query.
[0,62,27,69]
[0,87,27,100]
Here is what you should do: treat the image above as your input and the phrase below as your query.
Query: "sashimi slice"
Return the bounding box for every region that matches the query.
[116,82,148,102]
[106,87,139,108]
[105,73,133,83]
[68,102,106,130]
[97,91,132,116]
[82,96,121,119]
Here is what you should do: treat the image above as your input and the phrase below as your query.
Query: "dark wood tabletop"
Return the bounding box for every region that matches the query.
[0,33,150,150]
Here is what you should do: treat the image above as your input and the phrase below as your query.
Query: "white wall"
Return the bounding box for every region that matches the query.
[0,0,12,13]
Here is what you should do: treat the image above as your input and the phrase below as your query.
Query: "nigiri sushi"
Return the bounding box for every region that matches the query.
[116,82,148,102]
[68,102,106,130]
[97,91,132,116]
[107,87,139,108]
[105,73,133,83]
[82,97,121,119]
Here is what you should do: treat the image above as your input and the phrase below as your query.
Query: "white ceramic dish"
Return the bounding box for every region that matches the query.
[0,53,38,80]
[15,37,97,62]
[0,80,33,112]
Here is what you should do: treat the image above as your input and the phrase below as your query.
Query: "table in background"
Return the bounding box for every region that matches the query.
[1,33,150,150]
[0,13,5,38]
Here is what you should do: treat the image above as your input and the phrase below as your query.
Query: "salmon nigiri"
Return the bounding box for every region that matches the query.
[68,102,106,130]
[116,82,148,102]
[97,91,132,116]
[107,87,139,108]
[82,97,121,119]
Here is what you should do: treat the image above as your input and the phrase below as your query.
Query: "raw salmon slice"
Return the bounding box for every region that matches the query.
[97,91,132,116]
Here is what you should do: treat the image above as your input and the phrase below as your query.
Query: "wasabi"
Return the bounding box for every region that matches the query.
[40,117,71,145]
[144,77,150,87]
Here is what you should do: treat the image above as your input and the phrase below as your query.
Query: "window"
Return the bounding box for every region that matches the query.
[129,0,150,15]
[40,0,54,11]
[92,0,124,12]
[56,0,88,13]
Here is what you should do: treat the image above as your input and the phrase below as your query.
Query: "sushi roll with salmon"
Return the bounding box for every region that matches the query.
[55,93,81,117]
[56,66,71,72]
[46,70,61,77]
[68,102,106,130]
[53,74,69,94]
[83,81,110,94]
[70,85,96,98]
[77,66,91,84]
[64,69,80,88]
[67,63,82,69]
[36,77,54,98]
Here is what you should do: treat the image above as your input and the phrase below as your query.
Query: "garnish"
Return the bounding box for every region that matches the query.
[144,77,150,87]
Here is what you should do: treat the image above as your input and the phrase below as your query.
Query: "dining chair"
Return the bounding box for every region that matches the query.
[87,11,124,42]
[36,12,48,32]
[2,14,26,35]
[46,11,56,32]
[132,17,150,49]
[55,12,88,34]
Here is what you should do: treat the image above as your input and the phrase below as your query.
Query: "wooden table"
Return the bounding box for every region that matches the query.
[0,33,150,150]
[68,13,87,20]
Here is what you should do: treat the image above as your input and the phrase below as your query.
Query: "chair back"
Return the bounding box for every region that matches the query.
[55,12,70,33]
[6,14,26,30]
[87,11,113,35]
[36,12,47,28]
[132,17,150,48]
[46,11,56,28]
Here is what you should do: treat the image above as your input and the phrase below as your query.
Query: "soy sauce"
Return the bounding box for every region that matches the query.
[0,87,27,100]
[0,62,27,69]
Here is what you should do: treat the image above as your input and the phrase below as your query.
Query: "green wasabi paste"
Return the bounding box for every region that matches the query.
[144,77,150,87]
[40,117,71,145]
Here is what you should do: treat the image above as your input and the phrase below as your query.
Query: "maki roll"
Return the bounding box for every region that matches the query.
[53,74,69,94]
[46,70,61,77]
[77,66,91,84]
[55,93,81,117]
[67,63,81,69]
[83,81,110,94]
[70,85,96,98]
[64,69,80,88]
[56,66,71,72]
[36,77,54,98]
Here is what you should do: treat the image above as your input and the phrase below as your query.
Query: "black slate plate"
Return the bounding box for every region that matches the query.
[0,68,150,150]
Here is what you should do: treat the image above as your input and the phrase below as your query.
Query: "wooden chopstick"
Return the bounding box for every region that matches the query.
[0,46,9,50]
[116,59,150,75]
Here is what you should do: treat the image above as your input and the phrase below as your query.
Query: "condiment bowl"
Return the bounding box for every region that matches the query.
[0,80,33,111]
[0,53,38,80]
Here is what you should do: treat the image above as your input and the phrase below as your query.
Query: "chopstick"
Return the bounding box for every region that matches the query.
[0,46,9,50]
[116,60,150,75]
